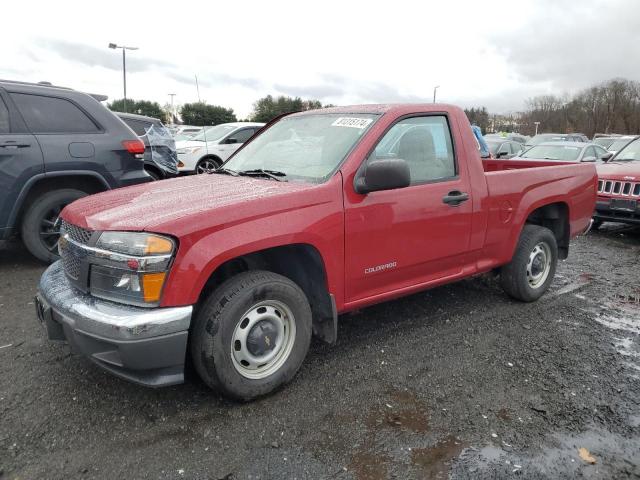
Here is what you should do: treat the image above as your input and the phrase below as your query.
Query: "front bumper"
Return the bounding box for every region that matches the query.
[594,199,640,225]
[36,261,193,387]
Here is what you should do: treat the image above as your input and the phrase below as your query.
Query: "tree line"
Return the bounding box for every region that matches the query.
[107,95,331,126]
[466,78,640,137]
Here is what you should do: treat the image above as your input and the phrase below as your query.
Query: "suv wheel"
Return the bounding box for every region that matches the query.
[190,271,312,401]
[500,224,558,302]
[196,157,221,174]
[21,189,87,263]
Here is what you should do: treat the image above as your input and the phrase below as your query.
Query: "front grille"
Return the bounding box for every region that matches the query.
[61,248,81,279]
[597,179,640,197]
[60,219,93,244]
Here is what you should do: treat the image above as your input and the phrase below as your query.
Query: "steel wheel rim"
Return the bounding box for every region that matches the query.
[230,300,296,380]
[526,242,552,289]
[40,205,63,252]
[196,159,217,174]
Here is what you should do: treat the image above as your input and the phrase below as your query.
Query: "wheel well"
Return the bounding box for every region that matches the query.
[144,164,162,179]
[197,244,336,343]
[15,176,106,230]
[525,202,570,259]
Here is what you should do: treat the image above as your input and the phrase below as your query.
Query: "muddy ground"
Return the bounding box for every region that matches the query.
[1,224,639,479]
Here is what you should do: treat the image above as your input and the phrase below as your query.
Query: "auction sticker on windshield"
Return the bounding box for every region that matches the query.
[332,117,373,129]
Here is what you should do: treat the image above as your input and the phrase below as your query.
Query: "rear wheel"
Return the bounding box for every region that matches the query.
[195,157,221,174]
[21,189,87,263]
[190,271,312,401]
[500,225,558,302]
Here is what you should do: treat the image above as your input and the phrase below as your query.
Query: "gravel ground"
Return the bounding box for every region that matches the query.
[1,224,639,480]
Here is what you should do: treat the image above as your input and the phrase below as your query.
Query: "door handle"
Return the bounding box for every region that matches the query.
[442,190,469,206]
[0,141,31,148]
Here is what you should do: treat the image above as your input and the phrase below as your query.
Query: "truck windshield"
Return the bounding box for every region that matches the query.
[612,138,640,162]
[521,144,581,161]
[223,113,378,183]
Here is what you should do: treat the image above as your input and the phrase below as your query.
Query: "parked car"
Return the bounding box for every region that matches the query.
[176,122,265,173]
[171,125,203,137]
[524,133,587,149]
[513,142,610,163]
[605,135,636,155]
[593,136,620,149]
[484,133,529,145]
[116,112,179,180]
[484,138,524,159]
[36,103,596,400]
[593,135,640,228]
[0,79,150,262]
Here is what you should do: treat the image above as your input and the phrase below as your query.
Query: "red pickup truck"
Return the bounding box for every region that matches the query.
[36,104,596,400]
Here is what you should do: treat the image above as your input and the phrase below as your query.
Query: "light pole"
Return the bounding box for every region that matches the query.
[108,43,139,113]
[168,93,176,123]
[534,121,540,135]
[433,85,440,103]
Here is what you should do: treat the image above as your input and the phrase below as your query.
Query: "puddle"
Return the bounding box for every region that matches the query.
[454,427,640,478]
[411,435,466,479]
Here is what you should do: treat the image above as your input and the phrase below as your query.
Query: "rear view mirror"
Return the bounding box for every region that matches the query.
[355,158,411,194]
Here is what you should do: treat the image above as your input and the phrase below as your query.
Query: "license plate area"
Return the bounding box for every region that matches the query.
[610,199,637,212]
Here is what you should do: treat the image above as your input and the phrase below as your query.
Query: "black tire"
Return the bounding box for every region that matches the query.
[190,270,312,401]
[145,168,162,181]
[195,157,221,174]
[21,189,87,263]
[500,224,558,302]
[591,219,603,231]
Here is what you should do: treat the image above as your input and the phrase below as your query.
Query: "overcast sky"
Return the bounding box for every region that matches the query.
[3,0,639,118]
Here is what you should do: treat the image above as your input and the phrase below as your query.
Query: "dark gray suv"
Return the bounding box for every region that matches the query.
[0,80,151,262]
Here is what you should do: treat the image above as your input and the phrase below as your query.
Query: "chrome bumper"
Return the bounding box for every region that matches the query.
[36,261,193,387]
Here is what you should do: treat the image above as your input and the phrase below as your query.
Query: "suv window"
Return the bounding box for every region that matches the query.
[10,93,99,134]
[123,118,153,136]
[372,116,456,184]
[229,128,256,144]
[583,146,596,160]
[0,97,9,133]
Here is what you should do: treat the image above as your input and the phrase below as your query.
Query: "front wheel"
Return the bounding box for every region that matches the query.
[195,157,220,174]
[500,225,558,302]
[190,271,312,401]
[21,189,87,263]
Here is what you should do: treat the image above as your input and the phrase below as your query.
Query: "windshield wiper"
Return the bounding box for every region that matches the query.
[210,167,239,176]
[237,169,287,181]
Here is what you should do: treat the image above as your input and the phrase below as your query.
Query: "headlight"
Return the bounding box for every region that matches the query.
[177,147,202,155]
[89,232,175,307]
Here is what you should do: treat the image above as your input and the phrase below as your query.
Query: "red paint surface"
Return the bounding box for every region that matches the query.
[62,104,597,312]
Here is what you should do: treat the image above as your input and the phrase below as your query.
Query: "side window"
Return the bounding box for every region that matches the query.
[124,119,152,136]
[497,142,510,154]
[583,146,596,159]
[10,93,99,134]
[0,97,10,133]
[594,146,606,157]
[230,128,255,144]
[371,116,456,185]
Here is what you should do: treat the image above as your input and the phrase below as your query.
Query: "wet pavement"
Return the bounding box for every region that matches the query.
[0,224,639,479]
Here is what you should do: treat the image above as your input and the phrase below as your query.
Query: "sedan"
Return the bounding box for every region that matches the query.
[485,138,524,159]
[514,141,610,163]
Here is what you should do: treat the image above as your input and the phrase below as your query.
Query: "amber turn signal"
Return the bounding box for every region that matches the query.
[142,272,167,303]
[144,235,174,255]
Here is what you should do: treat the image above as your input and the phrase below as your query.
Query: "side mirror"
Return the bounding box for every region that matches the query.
[226,137,239,144]
[601,152,613,162]
[355,158,411,194]
[496,151,509,158]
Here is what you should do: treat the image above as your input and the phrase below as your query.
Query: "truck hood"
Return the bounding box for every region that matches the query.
[61,174,319,236]
[596,161,640,181]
